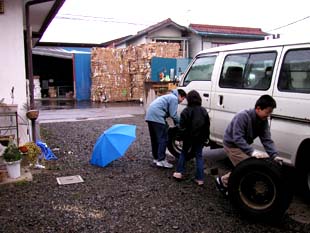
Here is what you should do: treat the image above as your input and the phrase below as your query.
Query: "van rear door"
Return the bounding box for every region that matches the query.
[271,45,310,164]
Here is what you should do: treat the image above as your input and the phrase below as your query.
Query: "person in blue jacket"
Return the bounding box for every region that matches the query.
[145,89,186,168]
[215,94,278,196]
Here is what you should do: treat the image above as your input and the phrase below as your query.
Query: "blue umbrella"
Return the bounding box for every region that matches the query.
[90,124,136,167]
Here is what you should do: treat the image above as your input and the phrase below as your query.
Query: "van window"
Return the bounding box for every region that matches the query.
[278,49,310,94]
[183,55,216,86]
[219,52,277,90]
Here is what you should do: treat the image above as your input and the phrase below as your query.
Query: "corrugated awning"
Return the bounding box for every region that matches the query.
[32,47,73,59]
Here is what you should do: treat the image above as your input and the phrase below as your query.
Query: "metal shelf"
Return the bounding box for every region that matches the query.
[0,108,19,145]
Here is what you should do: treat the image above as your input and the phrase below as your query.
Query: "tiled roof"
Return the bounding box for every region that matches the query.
[189,24,267,35]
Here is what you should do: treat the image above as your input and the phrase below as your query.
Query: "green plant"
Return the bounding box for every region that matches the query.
[3,140,22,162]
[21,141,41,166]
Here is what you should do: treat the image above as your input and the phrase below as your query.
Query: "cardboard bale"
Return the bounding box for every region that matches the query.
[91,43,180,102]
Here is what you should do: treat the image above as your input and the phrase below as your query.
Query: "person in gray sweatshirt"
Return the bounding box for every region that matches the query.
[145,89,186,168]
[215,94,278,196]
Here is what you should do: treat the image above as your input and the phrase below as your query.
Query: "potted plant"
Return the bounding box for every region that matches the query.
[20,141,42,167]
[3,139,22,179]
[23,102,39,120]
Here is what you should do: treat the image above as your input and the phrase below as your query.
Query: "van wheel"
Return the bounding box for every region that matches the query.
[167,127,183,158]
[228,157,293,221]
[167,127,208,160]
[298,167,310,202]
[295,143,310,202]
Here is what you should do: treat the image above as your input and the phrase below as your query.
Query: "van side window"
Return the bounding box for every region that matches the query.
[278,49,310,94]
[219,52,276,90]
[183,55,216,86]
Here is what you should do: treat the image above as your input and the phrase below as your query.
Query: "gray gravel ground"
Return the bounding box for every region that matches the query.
[0,114,309,233]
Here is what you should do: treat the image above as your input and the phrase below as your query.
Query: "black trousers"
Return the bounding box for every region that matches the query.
[147,121,168,161]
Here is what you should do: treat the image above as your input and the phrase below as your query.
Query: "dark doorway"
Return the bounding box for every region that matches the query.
[33,55,73,98]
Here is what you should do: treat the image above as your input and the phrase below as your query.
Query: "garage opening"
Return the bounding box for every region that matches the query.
[32,52,74,99]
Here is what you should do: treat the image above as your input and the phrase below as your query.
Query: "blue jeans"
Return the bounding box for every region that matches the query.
[147,121,168,161]
[176,142,204,181]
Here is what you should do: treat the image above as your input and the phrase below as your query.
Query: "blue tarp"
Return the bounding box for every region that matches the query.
[36,140,58,160]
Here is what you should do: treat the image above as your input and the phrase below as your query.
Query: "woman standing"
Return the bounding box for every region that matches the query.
[173,90,210,185]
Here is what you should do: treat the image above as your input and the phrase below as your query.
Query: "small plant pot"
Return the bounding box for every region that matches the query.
[5,159,21,179]
[26,110,39,120]
[19,146,28,153]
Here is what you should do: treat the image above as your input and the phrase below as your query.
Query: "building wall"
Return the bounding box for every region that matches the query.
[203,37,258,45]
[189,33,264,57]
[189,33,203,58]
[149,27,183,38]
[118,27,185,47]
[130,37,147,46]
[0,0,29,144]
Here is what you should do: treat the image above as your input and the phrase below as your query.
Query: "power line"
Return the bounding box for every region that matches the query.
[55,13,149,26]
[267,15,310,32]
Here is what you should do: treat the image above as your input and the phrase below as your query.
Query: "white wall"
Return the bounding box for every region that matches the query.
[150,27,182,38]
[189,33,203,58]
[131,36,147,46]
[0,0,30,144]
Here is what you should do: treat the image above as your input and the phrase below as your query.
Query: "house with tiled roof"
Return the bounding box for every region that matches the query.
[113,18,190,58]
[188,24,268,57]
[105,19,268,58]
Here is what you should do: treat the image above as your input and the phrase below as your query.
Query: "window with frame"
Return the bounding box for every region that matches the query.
[219,52,277,90]
[278,49,310,94]
[182,55,216,86]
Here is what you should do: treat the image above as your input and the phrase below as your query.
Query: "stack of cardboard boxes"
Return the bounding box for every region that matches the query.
[91,42,180,102]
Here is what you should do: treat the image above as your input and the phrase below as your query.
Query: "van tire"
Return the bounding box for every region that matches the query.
[297,168,310,203]
[228,157,293,221]
[167,127,208,160]
[167,127,183,158]
[295,142,310,202]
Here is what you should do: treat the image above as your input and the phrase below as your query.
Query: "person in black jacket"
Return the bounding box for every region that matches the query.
[173,90,210,186]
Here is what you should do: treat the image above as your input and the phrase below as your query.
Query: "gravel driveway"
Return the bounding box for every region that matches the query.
[0,113,309,233]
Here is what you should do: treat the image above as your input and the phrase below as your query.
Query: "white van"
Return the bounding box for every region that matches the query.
[177,37,310,195]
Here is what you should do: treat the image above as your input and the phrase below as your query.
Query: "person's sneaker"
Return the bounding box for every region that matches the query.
[153,159,158,164]
[156,160,173,168]
[215,176,228,197]
[172,172,183,180]
[194,179,204,186]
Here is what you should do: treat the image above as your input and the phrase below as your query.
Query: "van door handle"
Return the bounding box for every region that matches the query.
[203,93,209,97]
[219,95,224,106]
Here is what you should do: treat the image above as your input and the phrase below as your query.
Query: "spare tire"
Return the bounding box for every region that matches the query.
[228,157,293,221]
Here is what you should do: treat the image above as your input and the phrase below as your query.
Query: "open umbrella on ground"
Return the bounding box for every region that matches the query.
[90,124,136,167]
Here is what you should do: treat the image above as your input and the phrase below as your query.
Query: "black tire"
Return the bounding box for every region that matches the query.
[296,168,310,203]
[228,157,293,221]
[167,127,183,158]
[167,127,208,160]
[295,143,310,202]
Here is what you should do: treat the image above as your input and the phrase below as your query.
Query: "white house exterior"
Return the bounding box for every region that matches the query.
[114,18,190,58]
[188,24,268,57]
[0,0,64,145]
[1,0,29,145]
[106,19,268,59]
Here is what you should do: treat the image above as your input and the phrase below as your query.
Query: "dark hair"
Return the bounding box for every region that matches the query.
[255,95,277,109]
[187,90,201,107]
[177,89,187,98]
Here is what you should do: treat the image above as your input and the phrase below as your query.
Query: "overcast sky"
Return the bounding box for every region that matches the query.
[41,0,310,44]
